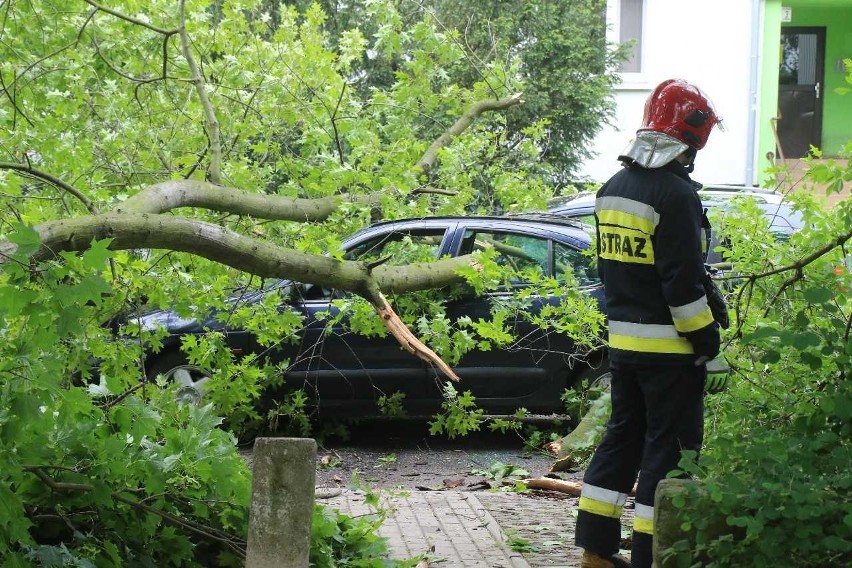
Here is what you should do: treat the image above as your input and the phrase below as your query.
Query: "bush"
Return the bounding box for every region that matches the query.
[667,155,852,567]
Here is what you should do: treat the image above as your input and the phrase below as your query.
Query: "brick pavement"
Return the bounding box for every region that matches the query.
[319,489,636,567]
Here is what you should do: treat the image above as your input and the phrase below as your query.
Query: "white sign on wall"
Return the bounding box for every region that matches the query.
[781,6,793,22]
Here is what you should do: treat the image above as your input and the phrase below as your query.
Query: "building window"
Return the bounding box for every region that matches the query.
[618,0,643,73]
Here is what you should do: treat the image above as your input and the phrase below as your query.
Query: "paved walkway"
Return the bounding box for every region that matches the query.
[319,489,636,567]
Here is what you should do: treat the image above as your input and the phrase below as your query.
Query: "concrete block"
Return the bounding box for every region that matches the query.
[246,437,317,568]
[653,479,733,567]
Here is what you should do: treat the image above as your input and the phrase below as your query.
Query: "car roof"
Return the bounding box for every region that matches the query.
[364,214,593,234]
[544,187,803,235]
[697,184,785,204]
[547,185,785,211]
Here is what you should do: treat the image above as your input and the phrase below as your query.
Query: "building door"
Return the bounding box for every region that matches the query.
[777,27,826,158]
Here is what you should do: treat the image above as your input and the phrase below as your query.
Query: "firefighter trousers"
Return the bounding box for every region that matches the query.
[575,360,705,568]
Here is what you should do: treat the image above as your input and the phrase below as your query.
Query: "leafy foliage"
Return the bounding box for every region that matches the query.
[0,0,616,563]
[664,154,852,566]
[428,382,485,438]
[283,0,625,187]
[0,234,250,565]
[470,461,530,484]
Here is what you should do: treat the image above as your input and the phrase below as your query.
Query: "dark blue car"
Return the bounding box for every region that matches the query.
[137,215,608,416]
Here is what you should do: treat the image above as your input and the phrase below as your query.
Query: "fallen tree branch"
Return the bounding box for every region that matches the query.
[522,477,636,497]
[0,213,476,378]
[375,292,459,381]
[117,179,380,220]
[523,477,583,496]
[549,392,610,473]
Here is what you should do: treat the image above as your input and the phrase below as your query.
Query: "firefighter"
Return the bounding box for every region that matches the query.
[576,79,724,568]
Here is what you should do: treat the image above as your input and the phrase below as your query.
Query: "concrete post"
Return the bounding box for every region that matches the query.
[246,437,317,568]
[654,479,732,567]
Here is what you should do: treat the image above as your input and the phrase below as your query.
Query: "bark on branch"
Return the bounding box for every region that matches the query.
[0,213,476,379]
[416,93,524,173]
[0,213,472,297]
[116,179,380,220]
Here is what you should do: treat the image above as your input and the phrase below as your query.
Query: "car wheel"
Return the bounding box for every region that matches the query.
[575,355,611,391]
[146,351,211,405]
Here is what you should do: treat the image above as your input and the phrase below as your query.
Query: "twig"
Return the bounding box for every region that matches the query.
[0,161,98,214]
[416,93,524,174]
[83,0,180,35]
[330,83,348,166]
[178,0,221,184]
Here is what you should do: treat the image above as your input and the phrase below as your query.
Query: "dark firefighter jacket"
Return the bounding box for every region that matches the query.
[595,160,719,365]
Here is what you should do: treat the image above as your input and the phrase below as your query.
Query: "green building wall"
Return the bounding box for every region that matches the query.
[759,1,852,182]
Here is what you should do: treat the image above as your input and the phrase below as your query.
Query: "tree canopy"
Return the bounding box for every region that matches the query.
[0,1,617,564]
[1,1,850,566]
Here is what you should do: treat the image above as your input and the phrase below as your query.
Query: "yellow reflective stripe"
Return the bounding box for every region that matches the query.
[633,504,654,535]
[579,496,624,519]
[633,516,654,534]
[672,309,714,333]
[609,334,695,354]
[598,227,655,265]
[670,296,715,333]
[597,209,656,235]
[596,196,660,230]
[608,321,694,355]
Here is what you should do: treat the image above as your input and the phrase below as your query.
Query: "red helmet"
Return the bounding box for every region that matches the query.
[639,79,721,150]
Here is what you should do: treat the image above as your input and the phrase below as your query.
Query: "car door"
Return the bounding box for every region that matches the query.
[434,222,593,412]
[284,223,453,410]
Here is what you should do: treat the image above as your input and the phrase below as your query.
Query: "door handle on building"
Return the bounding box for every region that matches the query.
[815,81,821,99]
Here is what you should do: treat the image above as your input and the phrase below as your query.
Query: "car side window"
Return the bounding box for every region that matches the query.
[344,229,447,265]
[459,230,549,285]
[554,242,600,286]
[576,213,596,226]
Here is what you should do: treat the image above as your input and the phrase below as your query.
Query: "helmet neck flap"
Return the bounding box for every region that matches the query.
[618,131,689,169]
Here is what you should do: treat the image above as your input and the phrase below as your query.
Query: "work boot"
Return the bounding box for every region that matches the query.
[580,550,631,568]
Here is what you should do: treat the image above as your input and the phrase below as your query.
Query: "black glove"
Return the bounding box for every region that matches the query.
[686,322,721,364]
[703,271,729,329]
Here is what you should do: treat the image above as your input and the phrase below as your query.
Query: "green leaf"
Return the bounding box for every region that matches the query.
[7,223,41,257]
[759,350,781,364]
[0,287,38,316]
[799,351,822,370]
[802,287,833,305]
[821,535,851,551]
[790,331,821,350]
[0,482,33,546]
[80,238,115,270]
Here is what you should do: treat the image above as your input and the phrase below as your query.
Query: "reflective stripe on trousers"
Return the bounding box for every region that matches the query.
[633,503,654,535]
[579,483,629,519]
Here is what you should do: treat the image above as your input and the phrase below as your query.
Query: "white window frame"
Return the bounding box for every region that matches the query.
[608,0,649,89]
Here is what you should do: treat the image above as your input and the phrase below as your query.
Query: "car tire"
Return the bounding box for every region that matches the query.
[145,350,211,405]
[574,354,611,391]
